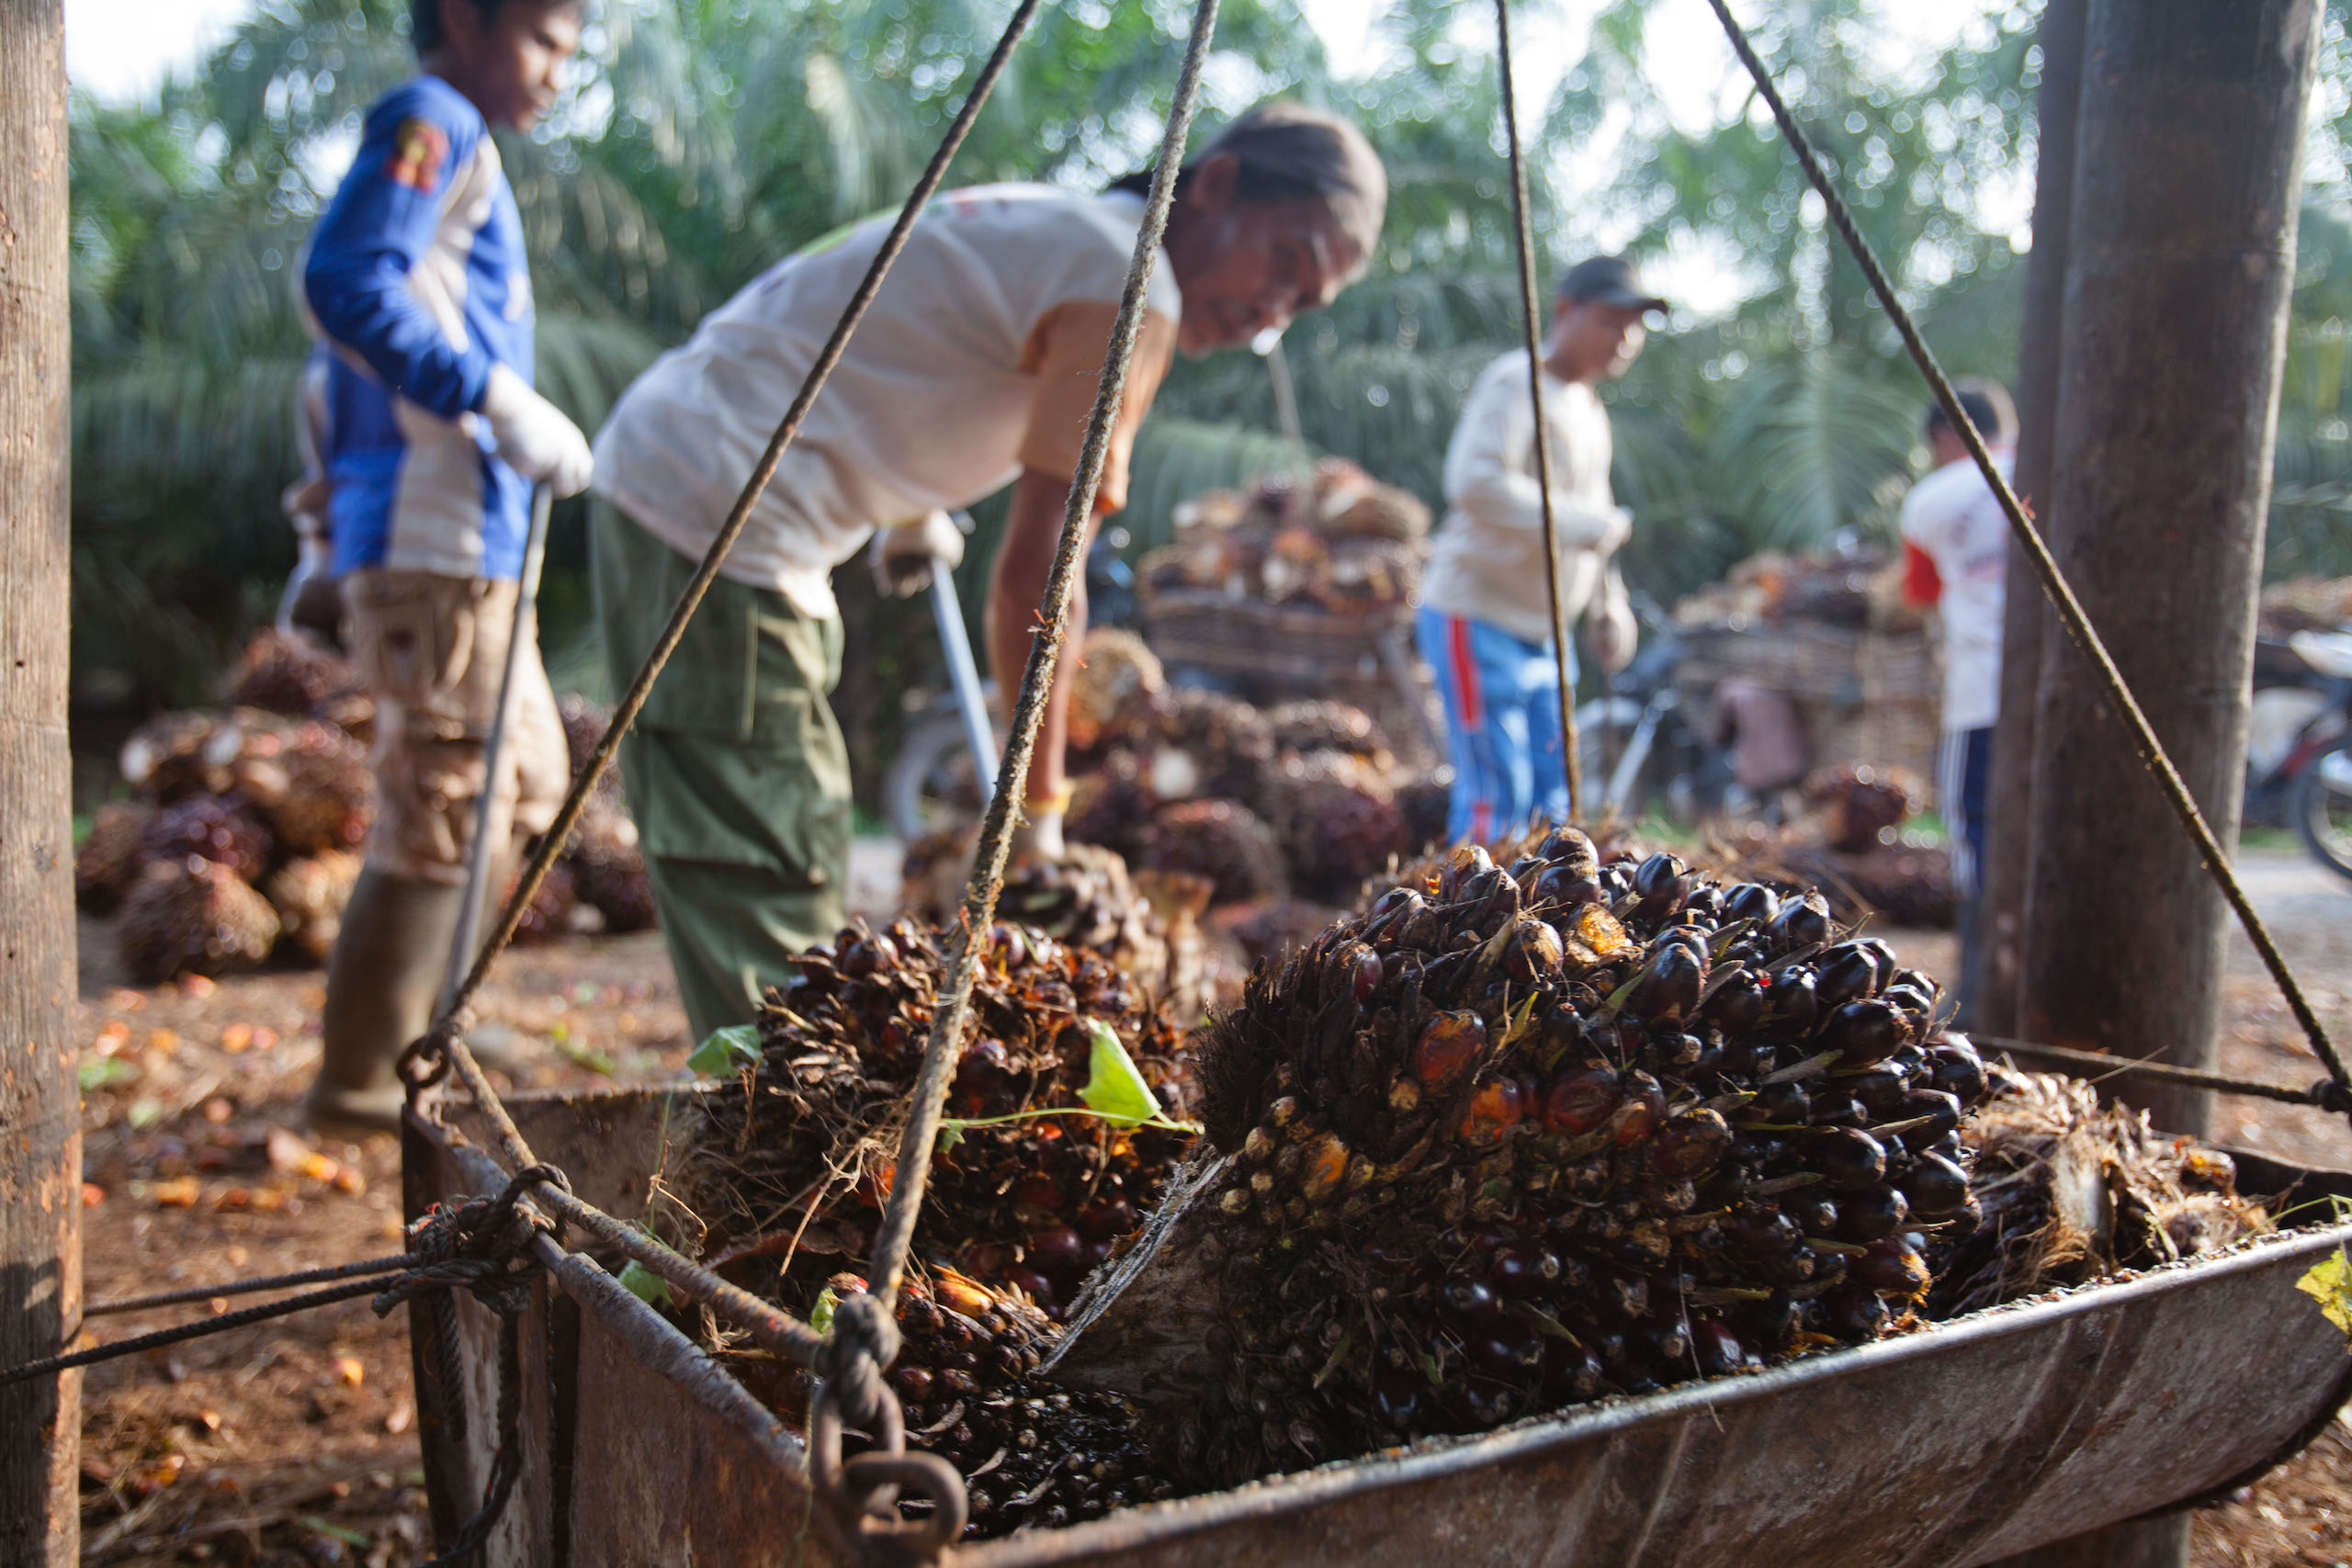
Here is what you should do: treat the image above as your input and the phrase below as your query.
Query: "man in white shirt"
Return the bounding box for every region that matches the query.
[1416,255,1662,842]
[1898,378,2016,1003]
[589,103,1387,1040]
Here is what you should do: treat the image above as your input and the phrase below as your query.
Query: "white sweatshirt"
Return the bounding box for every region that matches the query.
[1420,349,1629,647]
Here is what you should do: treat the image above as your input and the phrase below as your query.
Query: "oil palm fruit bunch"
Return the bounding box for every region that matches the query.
[1046,832,1990,1488]
[231,720,375,857]
[136,794,275,882]
[1317,468,1430,546]
[1209,898,1344,970]
[839,1270,1169,1540]
[119,712,228,804]
[505,861,579,943]
[226,628,360,716]
[687,918,1193,1322]
[77,802,157,916]
[1261,752,1409,900]
[117,857,280,984]
[1067,751,1159,863]
[1140,798,1286,908]
[1156,688,1277,808]
[1068,628,1167,754]
[567,804,657,933]
[1264,700,1391,763]
[1773,840,1956,931]
[1396,774,1452,858]
[266,850,362,964]
[1804,762,1925,854]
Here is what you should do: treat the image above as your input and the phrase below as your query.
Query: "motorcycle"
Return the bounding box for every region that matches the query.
[1572,594,1735,827]
[882,527,1139,840]
[2248,625,2352,884]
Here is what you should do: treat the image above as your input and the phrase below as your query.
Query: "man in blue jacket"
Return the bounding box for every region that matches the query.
[301,0,591,1128]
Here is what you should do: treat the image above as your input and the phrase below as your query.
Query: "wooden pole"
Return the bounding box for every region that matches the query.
[1973,0,2086,1037]
[2018,0,2315,1141]
[0,1,81,1562]
[2000,16,2315,1561]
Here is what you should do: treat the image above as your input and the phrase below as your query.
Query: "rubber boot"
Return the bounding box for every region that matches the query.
[311,868,467,1133]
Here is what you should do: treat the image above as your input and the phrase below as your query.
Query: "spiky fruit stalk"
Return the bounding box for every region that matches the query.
[135,793,275,882]
[1048,836,1993,1489]
[117,858,280,984]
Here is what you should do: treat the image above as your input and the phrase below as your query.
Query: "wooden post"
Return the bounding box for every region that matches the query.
[0,1,80,1562]
[1973,0,2086,1037]
[2004,12,2315,1558]
[2018,0,2315,1142]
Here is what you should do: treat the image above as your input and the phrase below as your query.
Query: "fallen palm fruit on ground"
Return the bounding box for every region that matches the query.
[79,633,656,978]
[1046,829,1997,1488]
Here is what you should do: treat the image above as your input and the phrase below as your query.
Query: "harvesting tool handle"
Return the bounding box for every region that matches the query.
[932,513,999,805]
[443,482,553,1017]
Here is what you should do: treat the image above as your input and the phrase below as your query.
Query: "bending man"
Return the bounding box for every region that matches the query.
[590,102,1387,1042]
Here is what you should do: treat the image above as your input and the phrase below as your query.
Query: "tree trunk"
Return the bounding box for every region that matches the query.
[1974,0,2087,1037]
[0,2,80,1562]
[2019,0,2315,1145]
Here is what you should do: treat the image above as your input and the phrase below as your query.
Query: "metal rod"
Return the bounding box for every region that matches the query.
[931,524,998,803]
[444,482,553,1018]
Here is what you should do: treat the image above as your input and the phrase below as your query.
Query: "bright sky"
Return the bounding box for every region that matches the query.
[63,0,2017,316]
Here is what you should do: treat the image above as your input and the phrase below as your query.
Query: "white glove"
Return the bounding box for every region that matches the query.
[868,511,966,598]
[478,364,593,498]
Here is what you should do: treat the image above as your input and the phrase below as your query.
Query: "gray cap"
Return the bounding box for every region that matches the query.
[1557,254,1668,315]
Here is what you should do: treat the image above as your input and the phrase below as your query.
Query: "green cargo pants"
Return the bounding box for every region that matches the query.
[591,502,852,1043]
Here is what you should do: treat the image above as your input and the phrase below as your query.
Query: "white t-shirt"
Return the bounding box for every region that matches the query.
[1419,350,1629,646]
[593,185,1182,619]
[1898,450,2014,732]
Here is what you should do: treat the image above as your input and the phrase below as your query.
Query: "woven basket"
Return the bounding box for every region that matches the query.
[1675,620,1945,801]
[1139,587,1439,767]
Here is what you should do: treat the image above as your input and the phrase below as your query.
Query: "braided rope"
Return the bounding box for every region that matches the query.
[1494,0,1584,819]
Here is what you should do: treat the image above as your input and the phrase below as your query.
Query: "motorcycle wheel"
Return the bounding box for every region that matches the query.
[884,711,983,842]
[2289,736,2352,887]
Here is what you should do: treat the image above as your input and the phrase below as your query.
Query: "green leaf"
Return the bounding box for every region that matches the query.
[617,1258,673,1308]
[2299,1249,2352,1344]
[937,1124,964,1152]
[810,1286,842,1338]
[556,1038,616,1077]
[79,1057,139,1092]
[1076,1020,1159,1130]
[687,1025,763,1077]
[127,1099,164,1131]
[295,1516,374,1549]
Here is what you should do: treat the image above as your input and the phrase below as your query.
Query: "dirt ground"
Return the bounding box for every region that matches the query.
[60,845,2352,1565]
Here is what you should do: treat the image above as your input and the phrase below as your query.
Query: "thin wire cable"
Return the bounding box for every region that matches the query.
[0,1278,388,1391]
[865,0,1225,1314]
[437,0,1045,1031]
[1702,0,2347,1097]
[1973,1032,2351,1111]
[85,1252,417,1318]
[1495,0,1583,820]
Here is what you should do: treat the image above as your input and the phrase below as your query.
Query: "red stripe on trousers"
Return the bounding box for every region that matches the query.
[1446,616,1494,841]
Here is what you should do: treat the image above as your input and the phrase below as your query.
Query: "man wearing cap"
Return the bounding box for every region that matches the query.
[1417,254,1665,841]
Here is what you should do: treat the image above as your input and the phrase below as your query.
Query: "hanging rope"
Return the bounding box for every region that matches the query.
[1701,0,2351,1113]
[1495,0,1583,819]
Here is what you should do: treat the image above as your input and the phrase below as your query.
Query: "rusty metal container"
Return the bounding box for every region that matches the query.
[403,1086,2352,1567]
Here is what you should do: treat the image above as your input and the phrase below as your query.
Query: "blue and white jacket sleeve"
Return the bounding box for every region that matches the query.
[302,85,492,421]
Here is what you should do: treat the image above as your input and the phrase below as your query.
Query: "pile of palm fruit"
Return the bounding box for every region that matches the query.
[1045,828,1996,1487]
[1713,761,1956,931]
[1136,457,1430,616]
[75,631,653,984]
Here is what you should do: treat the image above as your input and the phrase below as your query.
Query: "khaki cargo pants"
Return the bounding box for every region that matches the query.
[344,570,570,886]
[591,502,852,1043]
